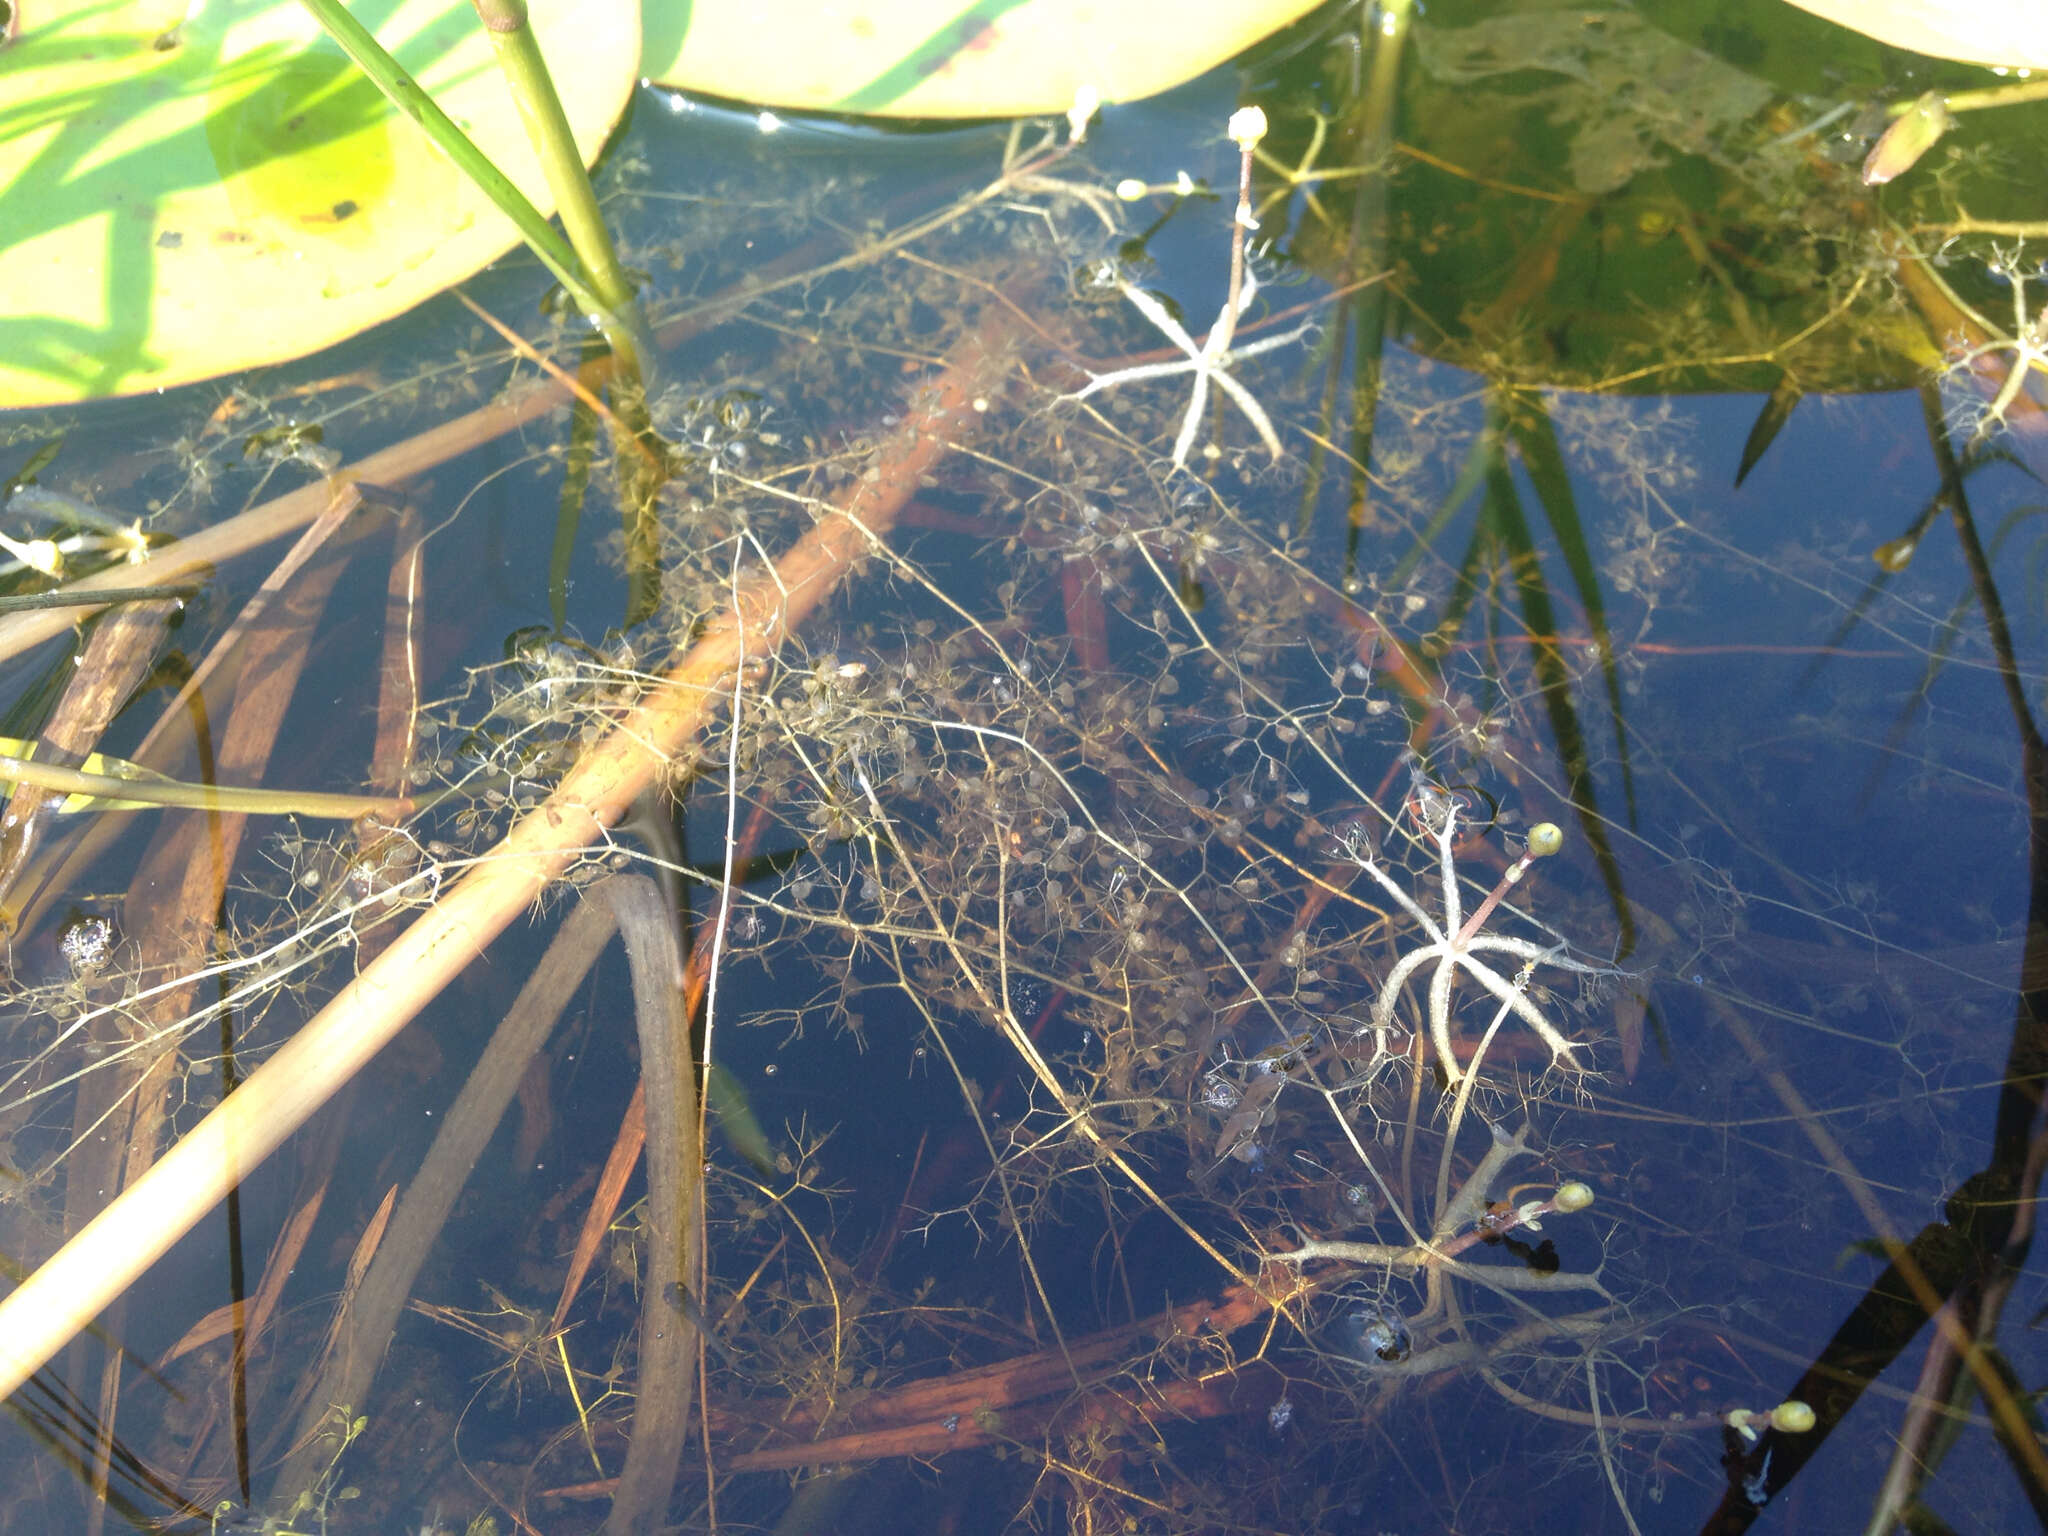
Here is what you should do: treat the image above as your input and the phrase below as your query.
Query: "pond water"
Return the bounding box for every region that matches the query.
[2,2,2047,1533]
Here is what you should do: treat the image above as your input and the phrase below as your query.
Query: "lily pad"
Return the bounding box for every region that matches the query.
[1280,1,2044,398]
[641,0,1325,118]
[0,0,640,407]
[1782,0,2048,70]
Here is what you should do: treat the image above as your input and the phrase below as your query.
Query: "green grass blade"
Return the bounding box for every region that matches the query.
[0,737,416,819]
[1503,395,1636,827]
[1481,455,1639,958]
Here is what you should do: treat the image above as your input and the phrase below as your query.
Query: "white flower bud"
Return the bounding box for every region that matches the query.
[1227,106,1268,149]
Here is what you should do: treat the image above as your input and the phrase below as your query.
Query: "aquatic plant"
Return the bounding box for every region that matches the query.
[0,4,2043,1533]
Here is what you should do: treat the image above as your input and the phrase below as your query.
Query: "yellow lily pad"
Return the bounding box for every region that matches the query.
[1782,1,2048,69]
[641,0,1325,118]
[0,0,640,406]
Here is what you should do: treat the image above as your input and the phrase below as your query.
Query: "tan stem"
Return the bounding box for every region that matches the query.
[0,309,1016,1406]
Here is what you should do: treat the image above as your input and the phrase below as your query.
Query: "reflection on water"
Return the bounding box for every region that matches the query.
[0,1,2046,1532]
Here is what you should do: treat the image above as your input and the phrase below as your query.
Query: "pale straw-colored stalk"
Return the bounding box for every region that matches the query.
[0,313,1014,1404]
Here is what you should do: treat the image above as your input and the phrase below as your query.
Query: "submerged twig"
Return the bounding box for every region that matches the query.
[0,301,1019,1408]
[270,895,617,1509]
[597,876,700,1536]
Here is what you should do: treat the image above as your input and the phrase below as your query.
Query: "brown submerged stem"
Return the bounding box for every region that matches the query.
[0,301,1022,1407]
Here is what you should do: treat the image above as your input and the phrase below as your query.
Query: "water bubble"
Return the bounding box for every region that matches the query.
[57,912,115,981]
[1333,1300,1411,1365]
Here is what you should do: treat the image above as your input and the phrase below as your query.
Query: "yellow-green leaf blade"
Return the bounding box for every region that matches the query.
[0,0,640,406]
[642,0,1324,118]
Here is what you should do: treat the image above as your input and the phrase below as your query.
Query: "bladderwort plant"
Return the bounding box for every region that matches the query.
[1893,241,2048,446]
[0,72,1761,1529]
[1942,248,2048,444]
[1066,107,1317,470]
[1355,779,1618,1086]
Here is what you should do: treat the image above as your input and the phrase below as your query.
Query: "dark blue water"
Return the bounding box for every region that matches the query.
[3,3,2047,1532]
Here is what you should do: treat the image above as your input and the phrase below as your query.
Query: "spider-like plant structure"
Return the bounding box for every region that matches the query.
[1063,266,1312,470]
[1354,788,1613,1084]
[1063,107,1316,472]
[1933,247,2048,444]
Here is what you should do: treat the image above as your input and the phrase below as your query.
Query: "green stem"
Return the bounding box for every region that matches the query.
[471,0,636,320]
[470,0,648,379]
[1893,78,2048,116]
[0,751,424,819]
[292,0,635,363]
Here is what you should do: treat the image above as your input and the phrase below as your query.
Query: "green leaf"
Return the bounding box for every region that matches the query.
[705,1060,778,1176]
[1736,373,1803,487]
[1862,89,1955,185]
[1503,397,1637,826]
[0,0,640,406]
[642,0,1325,118]
[1480,428,1638,958]
[1317,4,2006,397]
[0,734,412,816]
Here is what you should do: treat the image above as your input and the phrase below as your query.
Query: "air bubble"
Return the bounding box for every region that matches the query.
[58,913,116,981]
